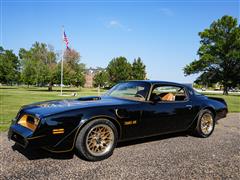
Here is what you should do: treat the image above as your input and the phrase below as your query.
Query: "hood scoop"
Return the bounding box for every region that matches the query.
[77,96,101,101]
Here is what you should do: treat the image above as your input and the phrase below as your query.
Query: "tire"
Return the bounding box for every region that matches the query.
[193,109,215,138]
[75,119,118,161]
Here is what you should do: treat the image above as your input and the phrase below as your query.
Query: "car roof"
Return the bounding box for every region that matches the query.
[126,80,191,88]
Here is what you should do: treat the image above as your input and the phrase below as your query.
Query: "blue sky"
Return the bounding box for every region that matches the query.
[1,0,239,83]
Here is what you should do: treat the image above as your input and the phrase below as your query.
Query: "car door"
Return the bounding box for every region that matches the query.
[139,84,195,136]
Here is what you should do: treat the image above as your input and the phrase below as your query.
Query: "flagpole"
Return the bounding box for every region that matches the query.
[60,26,64,96]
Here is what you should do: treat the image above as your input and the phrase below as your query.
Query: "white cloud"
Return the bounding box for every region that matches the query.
[108,20,122,28]
[127,28,132,32]
[160,8,174,17]
[106,20,132,31]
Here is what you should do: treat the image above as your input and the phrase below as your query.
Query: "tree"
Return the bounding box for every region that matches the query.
[0,46,20,85]
[132,57,146,80]
[46,49,58,91]
[93,70,109,88]
[184,15,240,95]
[55,48,85,87]
[107,56,132,86]
[19,48,35,86]
[19,42,57,90]
[194,69,221,88]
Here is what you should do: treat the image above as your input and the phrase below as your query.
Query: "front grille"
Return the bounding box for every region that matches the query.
[11,132,27,147]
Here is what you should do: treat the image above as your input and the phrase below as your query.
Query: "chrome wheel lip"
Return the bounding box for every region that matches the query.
[200,113,214,135]
[86,124,114,157]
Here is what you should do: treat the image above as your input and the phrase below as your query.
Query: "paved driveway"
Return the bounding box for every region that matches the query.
[0,113,239,179]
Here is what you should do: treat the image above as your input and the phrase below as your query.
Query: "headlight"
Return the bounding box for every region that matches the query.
[17,114,40,131]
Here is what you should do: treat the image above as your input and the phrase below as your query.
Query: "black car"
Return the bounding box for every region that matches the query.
[8,81,228,161]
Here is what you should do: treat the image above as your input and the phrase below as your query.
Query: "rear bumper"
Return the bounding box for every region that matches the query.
[215,108,228,121]
[8,124,46,148]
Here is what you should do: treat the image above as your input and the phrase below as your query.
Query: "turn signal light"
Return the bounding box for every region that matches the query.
[52,129,64,134]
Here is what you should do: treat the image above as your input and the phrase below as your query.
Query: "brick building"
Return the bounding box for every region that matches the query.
[84,68,103,88]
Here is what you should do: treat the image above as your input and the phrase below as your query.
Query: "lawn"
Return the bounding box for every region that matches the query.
[0,86,105,131]
[0,86,239,131]
[202,93,240,113]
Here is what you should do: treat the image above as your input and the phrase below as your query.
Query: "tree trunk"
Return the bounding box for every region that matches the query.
[48,82,53,91]
[223,85,228,95]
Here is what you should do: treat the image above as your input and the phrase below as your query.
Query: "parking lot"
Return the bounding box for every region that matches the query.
[0,113,239,180]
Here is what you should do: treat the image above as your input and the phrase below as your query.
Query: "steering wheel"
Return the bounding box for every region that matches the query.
[135,93,145,99]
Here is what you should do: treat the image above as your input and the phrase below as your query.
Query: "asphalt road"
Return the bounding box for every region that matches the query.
[1,113,240,180]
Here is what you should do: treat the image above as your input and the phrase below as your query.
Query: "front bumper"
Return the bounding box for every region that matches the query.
[8,124,45,148]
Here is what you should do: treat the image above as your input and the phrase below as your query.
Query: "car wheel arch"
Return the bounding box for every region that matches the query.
[202,106,216,119]
[77,115,122,141]
[188,106,216,132]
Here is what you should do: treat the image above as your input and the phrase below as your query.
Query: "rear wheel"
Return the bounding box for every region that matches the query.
[75,119,118,161]
[194,109,215,138]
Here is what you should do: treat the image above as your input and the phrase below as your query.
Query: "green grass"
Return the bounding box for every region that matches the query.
[0,86,239,131]
[0,86,105,131]
[203,93,240,113]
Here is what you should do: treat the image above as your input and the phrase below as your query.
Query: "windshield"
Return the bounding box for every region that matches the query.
[105,82,150,101]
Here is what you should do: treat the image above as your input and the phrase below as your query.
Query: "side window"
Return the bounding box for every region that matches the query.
[150,85,188,102]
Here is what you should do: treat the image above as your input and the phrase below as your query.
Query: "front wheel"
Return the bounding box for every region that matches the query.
[75,119,118,161]
[193,109,215,138]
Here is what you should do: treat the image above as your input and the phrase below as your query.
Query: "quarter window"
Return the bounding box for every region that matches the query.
[150,85,188,102]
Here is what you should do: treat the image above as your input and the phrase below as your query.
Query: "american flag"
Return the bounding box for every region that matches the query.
[63,31,69,48]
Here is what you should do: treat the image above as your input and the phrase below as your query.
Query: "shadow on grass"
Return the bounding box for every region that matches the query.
[26,89,81,92]
[0,87,18,89]
[11,131,189,161]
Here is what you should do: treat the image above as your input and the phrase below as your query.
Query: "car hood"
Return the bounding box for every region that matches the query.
[20,96,137,118]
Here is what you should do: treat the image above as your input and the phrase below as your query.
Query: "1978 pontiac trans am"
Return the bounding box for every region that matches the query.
[8,81,228,161]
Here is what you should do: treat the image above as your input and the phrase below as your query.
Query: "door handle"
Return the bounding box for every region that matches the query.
[186,105,192,109]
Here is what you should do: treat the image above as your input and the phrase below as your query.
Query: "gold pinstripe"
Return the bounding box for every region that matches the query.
[27,135,46,140]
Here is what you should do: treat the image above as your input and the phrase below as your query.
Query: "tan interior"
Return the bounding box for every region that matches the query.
[161,93,175,101]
